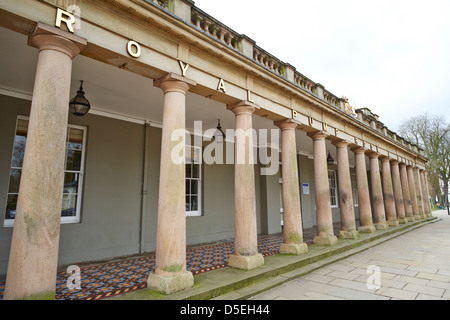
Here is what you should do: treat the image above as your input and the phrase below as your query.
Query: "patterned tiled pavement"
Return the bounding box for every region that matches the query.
[0,224,345,300]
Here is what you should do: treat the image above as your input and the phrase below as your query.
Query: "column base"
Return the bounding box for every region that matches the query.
[398,217,409,224]
[413,214,421,220]
[314,235,338,246]
[339,229,360,239]
[387,220,400,227]
[426,213,432,218]
[358,225,376,234]
[228,254,264,270]
[374,222,388,230]
[406,216,414,222]
[147,271,194,295]
[279,243,308,255]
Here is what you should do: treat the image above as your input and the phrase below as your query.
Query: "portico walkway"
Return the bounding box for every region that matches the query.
[0,218,436,300]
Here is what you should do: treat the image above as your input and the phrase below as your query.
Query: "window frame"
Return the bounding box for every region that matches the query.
[328,169,338,208]
[3,115,87,227]
[185,145,202,217]
[351,172,359,207]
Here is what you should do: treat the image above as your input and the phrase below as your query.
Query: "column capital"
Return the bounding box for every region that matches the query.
[154,72,196,93]
[351,146,368,154]
[367,151,380,159]
[28,22,87,59]
[332,139,350,148]
[227,100,260,115]
[379,155,392,163]
[307,131,329,141]
[274,118,300,130]
[390,159,400,166]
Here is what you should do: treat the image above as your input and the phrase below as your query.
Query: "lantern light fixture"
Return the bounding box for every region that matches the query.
[213,119,226,143]
[327,151,334,166]
[69,80,91,116]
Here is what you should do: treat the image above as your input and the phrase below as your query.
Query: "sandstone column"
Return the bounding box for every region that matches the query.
[407,165,421,220]
[308,132,338,245]
[275,119,308,254]
[352,147,375,233]
[391,160,408,224]
[227,101,264,269]
[4,23,86,300]
[420,169,432,217]
[368,153,388,229]
[380,157,399,227]
[147,73,196,295]
[413,167,426,219]
[399,163,414,221]
[333,140,358,239]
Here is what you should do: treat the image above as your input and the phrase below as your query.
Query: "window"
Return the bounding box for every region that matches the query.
[185,145,202,216]
[4,116,86,226]
[328,170,338,208]
[351,172,359,206]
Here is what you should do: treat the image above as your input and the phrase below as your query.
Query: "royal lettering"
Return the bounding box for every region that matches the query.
[55,8,76,33]
[179,61,190,77]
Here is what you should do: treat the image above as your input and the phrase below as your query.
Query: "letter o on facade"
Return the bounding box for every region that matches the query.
[127,40,141,58]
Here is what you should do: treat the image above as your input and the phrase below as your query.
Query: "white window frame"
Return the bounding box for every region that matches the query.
[351,172,359,207]
[3,116,87,227]
[328,169,338,208]
[185,145,202,217]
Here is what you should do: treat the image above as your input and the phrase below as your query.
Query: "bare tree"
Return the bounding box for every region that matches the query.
[398,113,450,208]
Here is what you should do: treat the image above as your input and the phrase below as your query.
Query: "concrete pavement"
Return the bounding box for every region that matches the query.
[250,210,450,300]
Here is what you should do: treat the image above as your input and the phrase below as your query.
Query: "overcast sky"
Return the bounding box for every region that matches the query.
[192,0,450,132]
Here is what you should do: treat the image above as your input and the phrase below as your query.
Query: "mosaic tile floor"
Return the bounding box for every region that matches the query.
[0,224,346,300]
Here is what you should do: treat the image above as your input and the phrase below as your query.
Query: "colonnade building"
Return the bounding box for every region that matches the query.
[0,0,431,299]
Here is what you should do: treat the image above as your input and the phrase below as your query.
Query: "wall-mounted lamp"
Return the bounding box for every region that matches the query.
[69,80,91,116]
[213,119,226,143]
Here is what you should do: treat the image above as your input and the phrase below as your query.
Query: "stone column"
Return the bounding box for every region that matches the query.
[399,163,414,221]
[391,160,408,224]
[420,169,432,217]
[227,101,264,270]
[368,153,388,229]
[308,132,338,245]
[275,119,308,254]
[147,73,196,295]
[413,167,426,219]
[4,23,86,300]
[333,140,358,239]
[380,157,399,227]
[352,147,375,233]
[407,165,421,220]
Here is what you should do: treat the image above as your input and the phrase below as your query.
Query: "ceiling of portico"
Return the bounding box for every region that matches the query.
[0,26,360,166]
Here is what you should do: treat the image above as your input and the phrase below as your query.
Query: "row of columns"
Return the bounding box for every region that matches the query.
[4,22,432,299]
